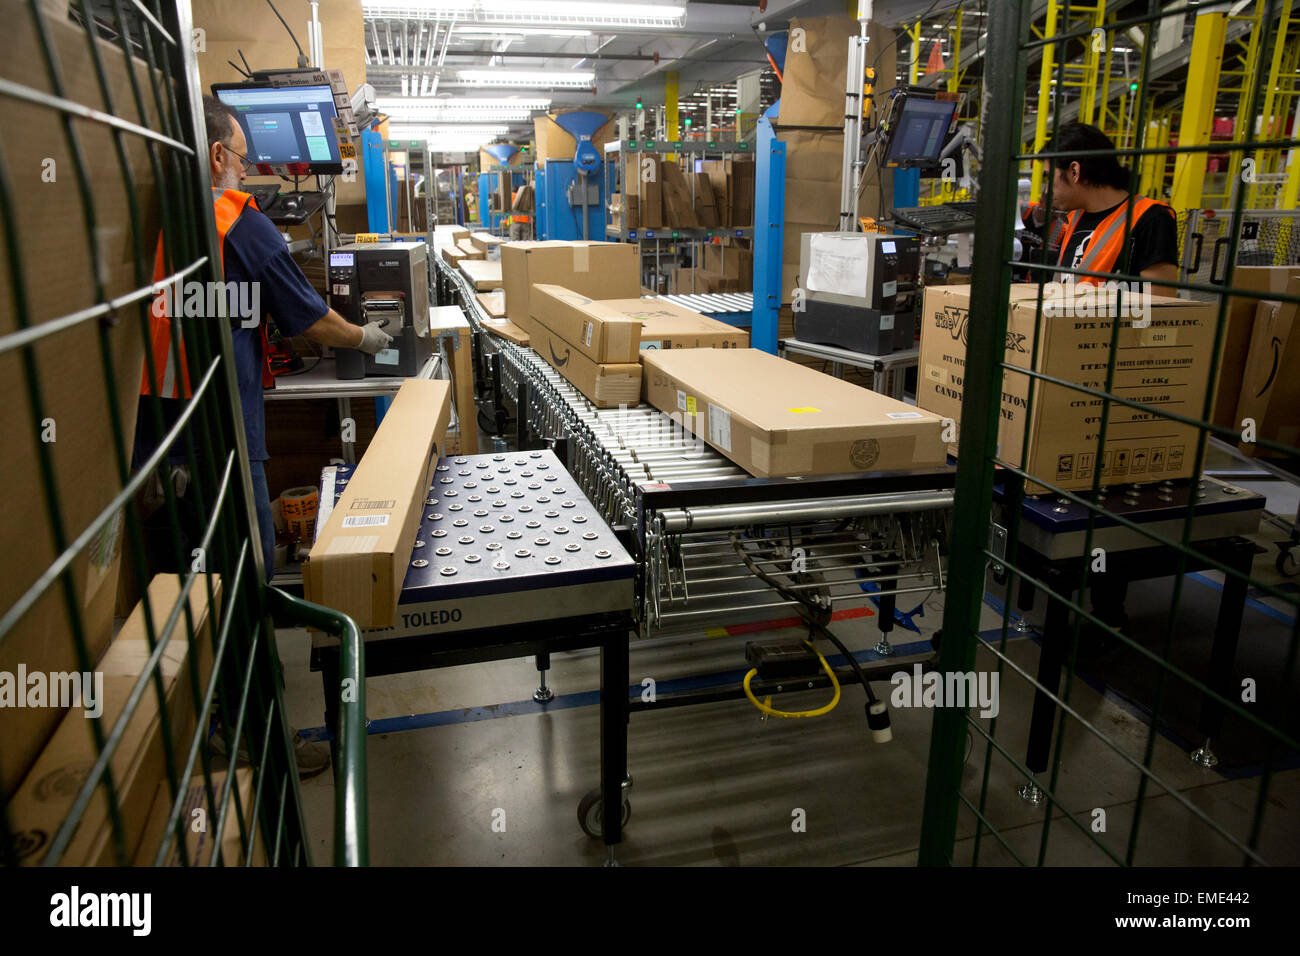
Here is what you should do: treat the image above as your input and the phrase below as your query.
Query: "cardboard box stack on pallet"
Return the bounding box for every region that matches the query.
[918,284,1218,492]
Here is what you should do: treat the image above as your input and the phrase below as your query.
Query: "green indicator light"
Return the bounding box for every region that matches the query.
[672,231,680,239]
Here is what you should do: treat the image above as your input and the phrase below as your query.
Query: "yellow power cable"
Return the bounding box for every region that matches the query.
[742,641,841,718]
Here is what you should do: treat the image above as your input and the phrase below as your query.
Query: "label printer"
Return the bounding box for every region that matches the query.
[328,241,431,379]
[796,232,921,354]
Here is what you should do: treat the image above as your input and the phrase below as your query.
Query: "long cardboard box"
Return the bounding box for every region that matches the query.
[642,349,948,477]
[1235,272,1300,457]
[133,767,266,866]
[9,574,220,865]
[455,239,485,260]
[469,232,505,258]
[476,290,507,318]
[460,258,503,291]
[918,284,1217,490]
[596,297,749,352]
[500,240,640,330]
[530,321,642,407]
[305,379,451,627]
[441,245,468,267]
[530,285,644,363]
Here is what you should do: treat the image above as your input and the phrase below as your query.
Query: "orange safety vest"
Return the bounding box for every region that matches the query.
[141,188,271,397]
[1055,196,1172,284]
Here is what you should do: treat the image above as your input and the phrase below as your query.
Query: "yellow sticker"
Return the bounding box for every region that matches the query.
[788,406,821,413]
[355,232,379,244]
[685,396,697,414]
[339,141,357,159]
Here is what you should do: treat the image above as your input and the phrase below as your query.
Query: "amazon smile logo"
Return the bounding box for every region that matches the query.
[548,342,571,368]
[1256,336,1283,398]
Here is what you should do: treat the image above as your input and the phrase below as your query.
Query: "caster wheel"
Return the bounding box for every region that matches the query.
[577,788,631,839]
[1276,548,1298,577]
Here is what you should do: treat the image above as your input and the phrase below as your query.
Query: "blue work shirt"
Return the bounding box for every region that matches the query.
[222,199,328,461]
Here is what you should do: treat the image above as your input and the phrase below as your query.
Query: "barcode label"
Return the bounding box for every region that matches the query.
[342,514,389,528]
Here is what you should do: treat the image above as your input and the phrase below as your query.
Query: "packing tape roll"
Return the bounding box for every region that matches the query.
[280,486,319,540]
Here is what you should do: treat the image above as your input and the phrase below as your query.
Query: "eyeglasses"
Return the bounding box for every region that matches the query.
[222,143,256,173]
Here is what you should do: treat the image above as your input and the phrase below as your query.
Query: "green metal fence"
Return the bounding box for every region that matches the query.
[920,0,1300,866]
[1,0,366,866]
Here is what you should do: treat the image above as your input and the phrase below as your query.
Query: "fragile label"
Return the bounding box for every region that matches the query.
[788,406,821,413]
[342,514,389,528]
[707,402,732,452]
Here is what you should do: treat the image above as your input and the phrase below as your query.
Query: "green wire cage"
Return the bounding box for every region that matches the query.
[1,0,366,866]
[920,0,1300,866]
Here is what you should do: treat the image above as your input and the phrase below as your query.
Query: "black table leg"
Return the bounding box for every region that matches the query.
[1026,566,1074,775]
[600,630,630,857]
[1195,538,1256,757]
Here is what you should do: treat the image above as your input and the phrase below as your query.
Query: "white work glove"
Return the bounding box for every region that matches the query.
[356,321,393,355]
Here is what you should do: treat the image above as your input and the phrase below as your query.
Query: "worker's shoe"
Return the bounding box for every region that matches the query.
[208,725,251,766]
[293,732,331,780]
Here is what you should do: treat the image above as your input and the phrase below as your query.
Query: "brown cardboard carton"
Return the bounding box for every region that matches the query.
[596,298,749,353]
[693,173,719,228]
[304,379,452,627]
[451,228,471,243]
[530,321,642,407]
[500,241,641,328]
[1235,275,1300,457]
[642,349,947,477]
[133,767,266,866]
[704,242,754,289]
[476,290,507,318]
[700,160,731,228]
[918,284,1217,490]
[469,232,506,257]
[1,11,160,797]
[530,285,644,363]
[729,157,756,227]
[661,161,700,229]
[483,317,531,347]
[441,245,468,267]
[8,574,220,865]
[638,154,664,229]
[455,239,485,260]
[460,258,503,291]
[1212,267,1300,431]
[779,15,896,128]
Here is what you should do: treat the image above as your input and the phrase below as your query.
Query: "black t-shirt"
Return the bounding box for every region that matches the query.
[1023,199,1178,278]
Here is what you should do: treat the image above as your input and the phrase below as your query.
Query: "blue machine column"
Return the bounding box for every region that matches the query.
[752,115,786,354]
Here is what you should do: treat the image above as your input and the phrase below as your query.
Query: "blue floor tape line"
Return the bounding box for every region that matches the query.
[299,636,940,741]
[1184,571,1298,627]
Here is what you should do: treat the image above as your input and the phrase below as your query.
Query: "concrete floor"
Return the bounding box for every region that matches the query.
[278,496,1300,866]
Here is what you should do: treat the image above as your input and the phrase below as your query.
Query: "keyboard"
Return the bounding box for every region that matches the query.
[891,202,977,235]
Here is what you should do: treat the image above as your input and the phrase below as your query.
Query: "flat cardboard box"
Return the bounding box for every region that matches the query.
[530,321,642,408]
[9,574,220,865]
[700,160,731,228]
[470,232,505,258]
[594,298,749,352]
[642,349,947,477]
[918,284,1217,490]
[1,10,158,797]
[305,379,452,627]
[1235,274,1300,457]
[451,227,471,243]
[1213,266,1300,431]
[133,767,266,866]
[441,245,468,267]
[530,285,644,364]
[460,258,503,291]
[455,239,485,260]
[693,172,719,229]
[500,241,641,329]
[483,317,530,347]
[637,154,664,229]
[661,161,700,229]
[476,290,507,318]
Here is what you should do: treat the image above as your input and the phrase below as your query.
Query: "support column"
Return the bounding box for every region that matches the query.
[1170,10,1227,211]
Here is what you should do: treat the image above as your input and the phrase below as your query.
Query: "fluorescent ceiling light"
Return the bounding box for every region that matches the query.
[361,1,685,29]
[457,69,594,88]
[378,96,551,109]
[454,26,591,37]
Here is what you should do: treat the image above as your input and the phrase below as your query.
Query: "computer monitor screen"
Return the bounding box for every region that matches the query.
[886,96,959,168]
[212,83,343,173]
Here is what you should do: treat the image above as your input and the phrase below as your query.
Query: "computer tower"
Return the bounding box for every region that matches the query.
[327,242,430,379]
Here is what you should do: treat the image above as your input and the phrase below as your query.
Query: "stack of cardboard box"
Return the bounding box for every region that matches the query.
[501,240,641,336]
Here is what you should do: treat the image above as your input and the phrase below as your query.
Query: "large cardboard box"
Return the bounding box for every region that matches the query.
[1,11,159,797]
[1212,267,1300,431]
[642,349,948,477]
[598,298,749,352]
[918,284,1218,490]
[500,241,641,329]
[530,285,644,364]
[8,574,220,865]
[455,239,485,260]
[1235,273,1300,457]
[305,379,452,627]
[530,322,642,408]
[133,767,266,866]
[779,15,896,128]
[460,258,503,291]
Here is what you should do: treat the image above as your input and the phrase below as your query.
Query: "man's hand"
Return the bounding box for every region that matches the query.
[356,321,393,355]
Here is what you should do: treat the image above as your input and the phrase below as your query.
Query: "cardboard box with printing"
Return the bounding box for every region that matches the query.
[530,285,644,363]
[305,379,452,627]
[500,240,640,331]
[134,767,266,866]
[1214,267,1300,434]
[9,574,220,865]
[1235,272,1300,457]
[530,321,642,408]
[603,297,749,352]
[642,349,948,477]
[918,284,1217,491]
